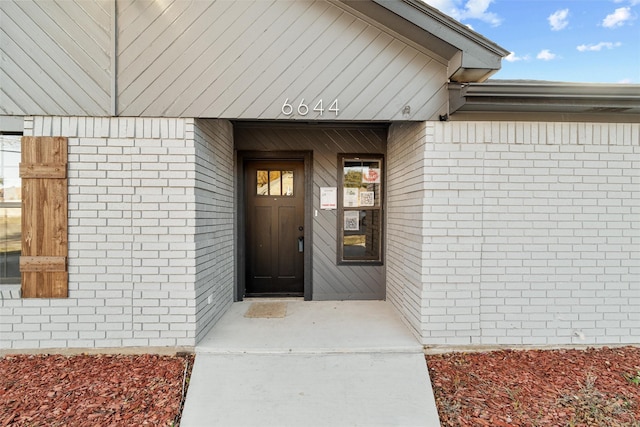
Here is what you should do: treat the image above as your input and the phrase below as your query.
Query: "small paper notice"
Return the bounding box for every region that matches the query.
[344,210,360,231]
[360,191,374,207]
[320,187,337,210]
[362,168,381,184]
[344,188,359,207]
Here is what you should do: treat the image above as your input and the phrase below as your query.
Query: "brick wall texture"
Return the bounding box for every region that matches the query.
[388,121,639,346]
[0,117,234,350]
[193,119,234,343]
[2,118,638,350]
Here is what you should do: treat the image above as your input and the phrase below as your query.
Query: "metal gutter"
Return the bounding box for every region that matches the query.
[449,81,640,116]
[462,81,640,100]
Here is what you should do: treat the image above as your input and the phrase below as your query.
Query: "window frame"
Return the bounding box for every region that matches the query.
[0,132,22,285]
[337,153,384,265]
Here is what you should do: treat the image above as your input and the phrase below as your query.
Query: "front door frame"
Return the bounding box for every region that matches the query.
[236,150,313,301]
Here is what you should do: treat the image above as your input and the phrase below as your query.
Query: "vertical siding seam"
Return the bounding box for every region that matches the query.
[110,0,117,116]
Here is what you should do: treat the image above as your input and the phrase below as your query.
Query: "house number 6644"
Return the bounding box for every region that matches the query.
[282,98,339,116]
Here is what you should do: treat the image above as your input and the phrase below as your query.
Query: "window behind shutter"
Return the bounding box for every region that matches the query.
[19,136,68,298]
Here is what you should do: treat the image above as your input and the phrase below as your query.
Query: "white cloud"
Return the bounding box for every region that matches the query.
[422,0,502,26]
[424,0,453,10]
[602,7,633,28]
[504,52,530,62]
[618,78,634,83]
[576,42,622,52]
[537,49,557,61]
[548,9,570,31]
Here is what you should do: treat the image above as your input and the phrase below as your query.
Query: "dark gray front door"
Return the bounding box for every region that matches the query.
[244,160,304,296]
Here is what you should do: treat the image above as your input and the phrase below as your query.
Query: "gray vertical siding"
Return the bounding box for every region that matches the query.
[1,0,449,121]
[235,124,386,300]
[0,0,111,116]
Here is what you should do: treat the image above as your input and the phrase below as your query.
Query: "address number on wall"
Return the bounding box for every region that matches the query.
[282,99,339,116]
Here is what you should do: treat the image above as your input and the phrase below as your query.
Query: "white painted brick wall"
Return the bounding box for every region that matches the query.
[394,121,639,346]
[193,119,234,343]
[0,116,204,350]
[4,118,637,349]
[387,122,431,339]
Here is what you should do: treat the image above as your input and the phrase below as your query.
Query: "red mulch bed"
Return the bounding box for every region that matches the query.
[1,353,194,427]
[427,346,640,427]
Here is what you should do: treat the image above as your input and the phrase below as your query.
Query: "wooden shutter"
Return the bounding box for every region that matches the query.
[20,136,68,298]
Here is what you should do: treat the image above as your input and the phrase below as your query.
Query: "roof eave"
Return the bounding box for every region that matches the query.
[396,0,509,58]
[338,0,510,83]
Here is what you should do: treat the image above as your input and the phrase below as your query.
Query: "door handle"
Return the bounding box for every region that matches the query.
[298,236,304,253]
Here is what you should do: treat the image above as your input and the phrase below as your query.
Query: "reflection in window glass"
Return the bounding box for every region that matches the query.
[257,170,269,195]
[281,171,293,196]
[343,160,381,207]
[1,135,21,283]
[256,170,294,196]
[269,171,281,196]
[343,210,381,260]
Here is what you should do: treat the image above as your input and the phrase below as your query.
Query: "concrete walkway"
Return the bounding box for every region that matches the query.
[180,300,441,426]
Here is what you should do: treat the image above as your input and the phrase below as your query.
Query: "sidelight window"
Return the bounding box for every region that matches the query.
[338,154,383,264]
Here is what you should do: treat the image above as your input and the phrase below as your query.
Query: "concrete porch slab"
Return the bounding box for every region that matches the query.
[196,300,423,354]
[181,301,440,426]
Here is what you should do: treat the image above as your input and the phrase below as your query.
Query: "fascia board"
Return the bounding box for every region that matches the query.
[373,0,510,59]
[339,0,510,82]
[337,0,458,62]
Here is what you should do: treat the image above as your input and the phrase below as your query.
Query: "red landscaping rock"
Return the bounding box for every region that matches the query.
[427,346,640,427]
[1,353,193,427]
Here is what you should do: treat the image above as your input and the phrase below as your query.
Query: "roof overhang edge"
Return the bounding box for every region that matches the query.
[338,0,510,83]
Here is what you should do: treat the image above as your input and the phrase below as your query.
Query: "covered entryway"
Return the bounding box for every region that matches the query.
[244,159,305,297]
[235,123,387,301]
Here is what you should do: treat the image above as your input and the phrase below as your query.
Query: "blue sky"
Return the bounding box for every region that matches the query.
[422,0,640,83]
